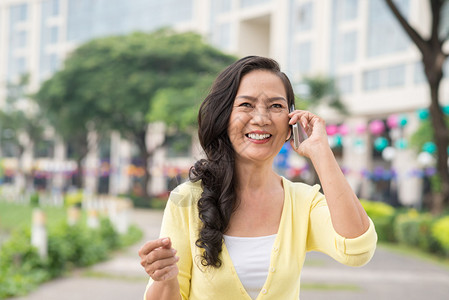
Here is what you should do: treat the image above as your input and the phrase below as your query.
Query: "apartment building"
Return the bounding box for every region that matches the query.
[0,0,448,205]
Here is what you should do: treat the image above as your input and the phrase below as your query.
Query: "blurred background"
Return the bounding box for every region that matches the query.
[0,0,448,299]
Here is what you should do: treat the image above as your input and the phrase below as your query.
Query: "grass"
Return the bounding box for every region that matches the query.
[0,201,70,233]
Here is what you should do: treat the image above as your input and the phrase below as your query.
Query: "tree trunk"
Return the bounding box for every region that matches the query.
[72,140,89,190]
[135,129,152,200]
[384,0,449,212]
[425,56,449,213]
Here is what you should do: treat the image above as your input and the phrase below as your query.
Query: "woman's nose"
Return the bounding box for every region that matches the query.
[250,106,272,126]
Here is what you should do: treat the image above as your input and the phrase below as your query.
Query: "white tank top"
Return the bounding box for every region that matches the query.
[223,234,277,299]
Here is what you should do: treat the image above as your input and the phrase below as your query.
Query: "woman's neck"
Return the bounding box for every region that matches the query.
[234,159,282,195]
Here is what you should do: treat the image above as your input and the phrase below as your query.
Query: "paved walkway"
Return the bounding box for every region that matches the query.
[10,208,449,300]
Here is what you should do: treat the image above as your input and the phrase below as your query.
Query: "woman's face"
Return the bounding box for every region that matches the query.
[228,70,291,165]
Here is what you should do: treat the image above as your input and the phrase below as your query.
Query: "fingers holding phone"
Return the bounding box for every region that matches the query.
[288,108,329,155]
[289,105,308,149]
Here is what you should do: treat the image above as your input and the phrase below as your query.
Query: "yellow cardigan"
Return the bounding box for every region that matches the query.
[144,178,377,300]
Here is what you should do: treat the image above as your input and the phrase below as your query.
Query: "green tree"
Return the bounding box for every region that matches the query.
[300,76,348,115]
[35,29,235,198]
[0,74,45,191]
[35,70,92,189]
[385,0,449,212]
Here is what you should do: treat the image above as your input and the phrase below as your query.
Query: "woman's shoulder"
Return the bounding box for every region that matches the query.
[167,180,203,207]
[282,176,321,196]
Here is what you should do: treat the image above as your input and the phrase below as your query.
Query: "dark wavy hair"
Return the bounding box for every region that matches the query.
[189,56,295,268]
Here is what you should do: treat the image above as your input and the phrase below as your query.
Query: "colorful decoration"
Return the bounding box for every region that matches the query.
[369,119,385,136]
[389,128,401,140]
[417,152,435,167]
[443,105,449,115]
[394,138,408,149]
[328,135,342,148]
[417,108,429,120]
[382,147,396,161]
[355,123,367,135]
[386,114,399,129]
[326,124,339,136]
[353,138,366,154]
[338,124,350,136]
[398,114,408,127]
[422,142,437,154]
[374,137,389,151]
[334,135,343,147]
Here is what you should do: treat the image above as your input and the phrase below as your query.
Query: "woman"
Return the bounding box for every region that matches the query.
[139,56,377,300]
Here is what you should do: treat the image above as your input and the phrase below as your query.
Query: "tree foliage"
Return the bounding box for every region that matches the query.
[35,29,236,195]
[300,76,348,115]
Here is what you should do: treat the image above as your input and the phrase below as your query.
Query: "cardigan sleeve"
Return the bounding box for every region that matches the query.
[144,183,195,300]
[305,185,377,267]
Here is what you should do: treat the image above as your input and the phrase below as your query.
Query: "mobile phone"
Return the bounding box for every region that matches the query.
[289,105,308,149]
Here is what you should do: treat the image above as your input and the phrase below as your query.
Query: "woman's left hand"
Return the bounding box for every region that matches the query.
[288,110,329,158]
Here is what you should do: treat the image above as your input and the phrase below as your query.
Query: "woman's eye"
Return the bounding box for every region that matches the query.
[239,102,252,108]
[271,103,283,109]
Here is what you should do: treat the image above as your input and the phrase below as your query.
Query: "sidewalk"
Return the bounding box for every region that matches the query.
[10,208,449,300]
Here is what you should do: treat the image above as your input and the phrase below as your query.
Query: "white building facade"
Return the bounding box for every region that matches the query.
[0,0,448,205]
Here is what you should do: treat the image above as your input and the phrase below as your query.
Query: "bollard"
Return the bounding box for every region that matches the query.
[87,209,100,229]
[116,200,131,234]
[31,208,48,259]
[67,206,81,226]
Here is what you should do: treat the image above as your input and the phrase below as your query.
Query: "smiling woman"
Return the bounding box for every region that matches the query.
[228,70,291,164]
[139,56,377,300]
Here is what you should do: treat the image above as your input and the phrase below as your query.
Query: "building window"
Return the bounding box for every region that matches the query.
[9,57,27,79]
[363,69,381,91]
[296,1,314,32]
[367,0,410,57]
[213,22,231,50]
[51,0,60,16]
[335,0,359,22]
[240,0,271,8]
[10,4,28,24]
[338,74,354,94]
[49,26,59,44]
[339,31,357,64]
[386,64,406,87]
[295,41,312,74]
[363,64,406,91]
[212,0,231,14]
[16,30,28,48]
[414,61,426,83]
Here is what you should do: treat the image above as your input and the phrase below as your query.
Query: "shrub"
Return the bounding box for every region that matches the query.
[431,216,449,256]
[0,229,49,298]
[0,214,142,299]
[64,191,83,207]
[394,210,439,252]
[360,200,396,242]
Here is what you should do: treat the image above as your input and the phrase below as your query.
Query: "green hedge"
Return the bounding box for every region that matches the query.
[361,200,449,258]
[393,210,440,253]
[0,217,142,298]
[360,200,396,242]
[432,216,449,255]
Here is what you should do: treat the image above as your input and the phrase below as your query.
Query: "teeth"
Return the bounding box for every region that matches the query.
[247,133,271,140]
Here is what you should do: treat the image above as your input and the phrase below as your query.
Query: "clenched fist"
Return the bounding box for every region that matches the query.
[139,237,180,281]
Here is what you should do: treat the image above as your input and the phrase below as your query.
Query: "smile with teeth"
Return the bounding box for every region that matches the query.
[246,133,272,140]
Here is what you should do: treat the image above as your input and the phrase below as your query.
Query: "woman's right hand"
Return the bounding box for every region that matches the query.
[139,237,180,281]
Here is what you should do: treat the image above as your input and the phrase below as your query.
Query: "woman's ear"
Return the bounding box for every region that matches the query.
[286,127,292,142]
